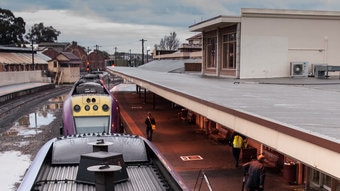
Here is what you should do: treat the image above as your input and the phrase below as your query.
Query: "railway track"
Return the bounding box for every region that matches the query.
[0,85,72,133]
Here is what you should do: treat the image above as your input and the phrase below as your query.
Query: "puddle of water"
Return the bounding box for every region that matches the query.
[0,151,31,191]
[48,95,65,103]
[3,109,55,137]
[2,125,42,137]
[15,141,30,147]
[2,94,66,137]
[0,94,67,190]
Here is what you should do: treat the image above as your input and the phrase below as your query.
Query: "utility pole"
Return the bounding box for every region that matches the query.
[31,40,35,71]
[114,46,117,66]
[140,38,147,65]
[129,49,131,67]
[95,44,101,52]
[94,45,101,70]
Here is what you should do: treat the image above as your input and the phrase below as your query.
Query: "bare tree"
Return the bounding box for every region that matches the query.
[155,32,180,50]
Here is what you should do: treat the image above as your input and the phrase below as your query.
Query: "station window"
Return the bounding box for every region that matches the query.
[310,169,335,191]
[222,32,236,69]
[206,37,217,68]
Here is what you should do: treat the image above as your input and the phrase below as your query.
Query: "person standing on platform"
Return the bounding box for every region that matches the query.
[145,112,156,141]
[230,132,244,167]
[243,154,266,191]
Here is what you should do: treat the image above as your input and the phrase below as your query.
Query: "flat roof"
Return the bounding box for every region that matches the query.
[189,8,340,32]
[189,15,240,32]
[108,66,340,178]
[241,8,340,19]
[109,66,340,143]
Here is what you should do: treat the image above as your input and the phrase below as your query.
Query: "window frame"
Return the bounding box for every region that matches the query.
[222,32,236,69]
[205,36,217,69]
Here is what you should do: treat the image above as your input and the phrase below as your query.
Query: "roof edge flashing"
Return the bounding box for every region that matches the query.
[241,8,340,20]
[189,15,241,32]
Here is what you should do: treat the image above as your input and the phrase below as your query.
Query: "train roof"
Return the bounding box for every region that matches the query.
[70,73,111,95]
[18,134,188,191]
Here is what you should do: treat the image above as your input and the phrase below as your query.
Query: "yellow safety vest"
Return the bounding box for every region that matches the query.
[233,135,243,148]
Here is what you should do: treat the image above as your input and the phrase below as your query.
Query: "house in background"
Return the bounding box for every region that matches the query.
[88,49,106,71]
[152,33,202,61]
[48,52,81,84]
[189,8,340,79]
[149,34,202,72]
[64,41,89,72]
[41,41,90,72]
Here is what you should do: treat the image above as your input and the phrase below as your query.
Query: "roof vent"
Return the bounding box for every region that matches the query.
[76,151,128,184]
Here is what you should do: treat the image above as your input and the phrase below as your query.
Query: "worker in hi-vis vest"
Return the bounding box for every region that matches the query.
[231,132,244,167]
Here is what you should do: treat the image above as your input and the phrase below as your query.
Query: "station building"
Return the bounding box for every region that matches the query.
[0,46,50,86]
[189,8,340,79]
[109,8,340,191]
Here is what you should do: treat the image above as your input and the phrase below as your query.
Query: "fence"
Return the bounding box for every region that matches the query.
[0,70,51,86]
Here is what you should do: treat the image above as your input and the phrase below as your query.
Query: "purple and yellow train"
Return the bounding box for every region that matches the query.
[62,72,122,135]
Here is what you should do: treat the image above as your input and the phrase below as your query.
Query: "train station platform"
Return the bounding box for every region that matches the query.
[114,89,305,191]
[0,82,310,190]
[0,83,54,105]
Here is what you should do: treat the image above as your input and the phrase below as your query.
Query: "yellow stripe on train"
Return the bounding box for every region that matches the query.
[71,95,111,116]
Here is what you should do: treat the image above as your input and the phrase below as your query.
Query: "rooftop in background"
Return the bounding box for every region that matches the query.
[0,45,36,53]
[139,58,201,73]
[0,46,50,65]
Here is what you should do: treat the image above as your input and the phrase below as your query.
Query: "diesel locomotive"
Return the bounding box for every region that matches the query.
[61,72,122,135]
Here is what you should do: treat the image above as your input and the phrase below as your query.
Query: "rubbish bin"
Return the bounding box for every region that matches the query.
[282,163,297,184]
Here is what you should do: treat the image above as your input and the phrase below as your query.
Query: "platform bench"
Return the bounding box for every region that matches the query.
[209,128,228,144]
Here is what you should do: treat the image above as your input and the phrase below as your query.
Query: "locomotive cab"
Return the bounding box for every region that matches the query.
[71,94,112,134]
[62,74,120,135]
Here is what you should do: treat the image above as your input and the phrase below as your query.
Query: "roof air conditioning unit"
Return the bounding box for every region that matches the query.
[290,62,308,77]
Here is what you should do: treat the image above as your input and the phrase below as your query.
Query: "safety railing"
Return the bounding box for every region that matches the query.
[194,169,213,191]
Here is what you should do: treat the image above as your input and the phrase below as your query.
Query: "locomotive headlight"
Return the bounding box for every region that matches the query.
[73,105,81,112]
[92,98,96,103]
[85,105,90,111]
[93,105,98,111]
[102,104,109,112]
[86,98,91,103]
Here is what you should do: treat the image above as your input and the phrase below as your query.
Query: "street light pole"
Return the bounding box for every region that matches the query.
[140,38,147,65]
[146,48,150,63]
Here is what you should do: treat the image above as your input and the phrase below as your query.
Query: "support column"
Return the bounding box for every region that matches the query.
[153,93,156,109]
[144,89,146,104]
[297,162,304,185]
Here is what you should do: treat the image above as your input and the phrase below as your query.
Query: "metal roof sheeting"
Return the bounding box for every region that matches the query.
[34,165,169,191]
[0,52,49,65]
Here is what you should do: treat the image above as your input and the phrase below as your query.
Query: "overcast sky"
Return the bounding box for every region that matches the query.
[1,0,340,54]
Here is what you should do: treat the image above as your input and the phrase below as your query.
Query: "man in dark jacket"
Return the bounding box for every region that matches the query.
[145,112,156,141]
[243,154,266,191]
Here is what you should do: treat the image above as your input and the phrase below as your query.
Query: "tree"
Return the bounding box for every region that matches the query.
[100,50,110,59]
[25,22,61,43]
[0,8,26,45]
[155,32,180,50]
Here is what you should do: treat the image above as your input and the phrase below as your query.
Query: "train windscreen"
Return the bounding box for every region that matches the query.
[74,116,110,134]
